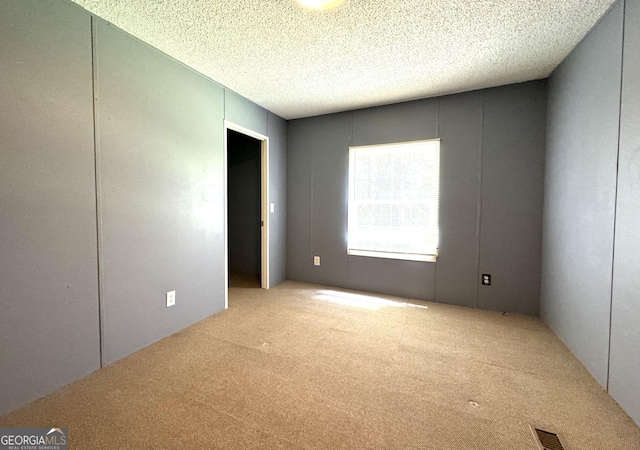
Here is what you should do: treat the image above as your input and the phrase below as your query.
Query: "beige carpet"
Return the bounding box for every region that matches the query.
[2,279,639,449]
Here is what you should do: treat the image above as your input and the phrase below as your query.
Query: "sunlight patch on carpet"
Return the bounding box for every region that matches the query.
[313,290,428,311]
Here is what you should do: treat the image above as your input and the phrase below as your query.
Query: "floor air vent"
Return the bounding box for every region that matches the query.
[530,425,566,450]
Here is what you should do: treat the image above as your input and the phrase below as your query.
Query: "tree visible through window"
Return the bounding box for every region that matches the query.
[347,139,440,262]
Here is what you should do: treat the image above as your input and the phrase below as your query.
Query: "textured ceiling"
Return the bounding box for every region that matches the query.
[70,0,616,119]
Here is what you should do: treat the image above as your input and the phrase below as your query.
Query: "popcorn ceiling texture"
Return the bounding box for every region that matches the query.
[71,0,617,119]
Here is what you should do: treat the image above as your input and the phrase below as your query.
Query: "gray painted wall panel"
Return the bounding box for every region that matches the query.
[286,120,314,282]
[225,91,287,288]
[225,90,268,137]
[541,1,623,386]
[610,0,640,426]
[479,83,546,316]
[0,1,100,415]
[436,92,483,308]
[0,0,287,415]
[348,257,436,301]
[287,83,545,309]
[310,114,352,287]
[287,104,442,298]
[352,100,438,146]
[96,20,225,364]
[268,112,287,286]
[349,101,440,299]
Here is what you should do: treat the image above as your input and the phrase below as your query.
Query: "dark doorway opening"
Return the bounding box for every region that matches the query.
[227,129,262,288]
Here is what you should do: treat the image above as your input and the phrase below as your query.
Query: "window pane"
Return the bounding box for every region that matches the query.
[348,140,440,261]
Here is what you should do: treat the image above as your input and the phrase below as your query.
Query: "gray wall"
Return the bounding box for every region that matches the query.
[610,0,640,425]
[223,92,288,287]
[0,0,287,415]
[228,131,262,276]
[0,0,101,417]
[479,84,547,313]
[95,19,226,365]
[225,90,268,136]
[287,82,547,315]
[267,112,288,286]
[542,0,640,425]
[541,0,623,388]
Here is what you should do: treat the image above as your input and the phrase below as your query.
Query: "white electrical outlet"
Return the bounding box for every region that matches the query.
[314,256,320,266]
[270,203,275,213]
[166,290,176,307]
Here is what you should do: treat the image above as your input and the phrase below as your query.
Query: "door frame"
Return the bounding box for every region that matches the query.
[224,120,270,309]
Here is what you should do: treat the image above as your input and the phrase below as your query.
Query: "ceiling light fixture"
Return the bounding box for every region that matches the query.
[296,0,344,11]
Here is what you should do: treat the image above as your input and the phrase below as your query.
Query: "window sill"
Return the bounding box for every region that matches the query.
[347,249,437,263]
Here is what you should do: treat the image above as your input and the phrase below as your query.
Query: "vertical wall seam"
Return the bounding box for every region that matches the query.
[347,112,354,280]
[434,99,440,302]
[538,81,549,319]
[260,110,271,288]
[309,131,314,281]
[90,16,106,368]
[475,93,485,309]
[436,98,440,136]
[223,93,229,309]
[607,0,626,392]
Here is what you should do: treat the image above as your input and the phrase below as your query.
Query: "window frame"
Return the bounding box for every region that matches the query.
[346,139,440,263]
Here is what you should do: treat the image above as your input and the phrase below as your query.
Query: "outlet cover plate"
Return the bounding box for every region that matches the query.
[166,290,176,307]
[314,256,320,266]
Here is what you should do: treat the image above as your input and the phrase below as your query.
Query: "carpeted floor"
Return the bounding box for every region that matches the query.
[2,278,639,449]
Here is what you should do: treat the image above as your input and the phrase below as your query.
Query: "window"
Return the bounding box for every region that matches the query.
[347,139,440,262]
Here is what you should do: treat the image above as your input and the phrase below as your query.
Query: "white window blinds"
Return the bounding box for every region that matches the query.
[347,139,440,262]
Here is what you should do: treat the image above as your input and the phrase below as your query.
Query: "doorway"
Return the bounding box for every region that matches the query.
[224,121,269,307]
